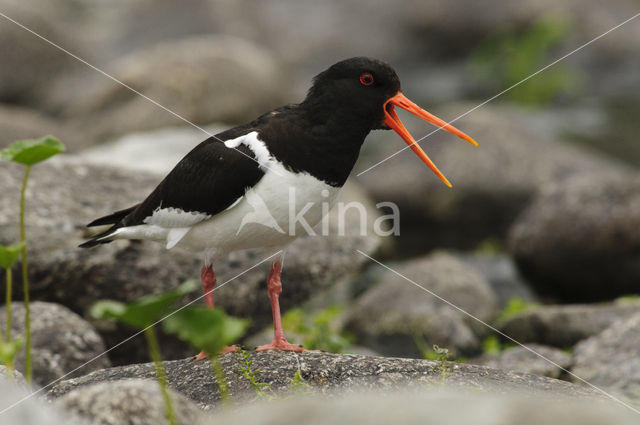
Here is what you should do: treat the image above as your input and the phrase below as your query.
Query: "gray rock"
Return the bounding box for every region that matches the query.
[345,251,497,357]
[458,252,537,306]
[75,124,224,174]
[508,174,640,301]
[206,390,640,425]
[0,104,85,153]
[48,351,603,409]
[572,312,640,403]
[0,381,77,425]
[0,3,81,105]
[48,36,291,142]
[0,302,110,387]
[0,158,385,364]
[472,344,572,379]
[55,379,206,425]
[499,299,640,347]
[355,103,630,255]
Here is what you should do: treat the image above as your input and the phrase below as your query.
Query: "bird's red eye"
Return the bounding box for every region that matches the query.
[359,72,374,86]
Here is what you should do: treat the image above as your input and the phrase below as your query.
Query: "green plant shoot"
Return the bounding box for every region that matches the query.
[234,348,274,399]
[91,280,198,425]
[164,306,248,405]
[0,242,25,374]
[0,242,24,342]
[1,135,65,385]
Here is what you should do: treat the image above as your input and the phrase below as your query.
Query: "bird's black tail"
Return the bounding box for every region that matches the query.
[86,205,138,227]
[79,205,138,248]
[79,227,118,248]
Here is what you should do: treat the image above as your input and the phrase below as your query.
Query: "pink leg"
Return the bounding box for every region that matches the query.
[201,264,216,308]
[256,261,303,352]
[193,265,238,361]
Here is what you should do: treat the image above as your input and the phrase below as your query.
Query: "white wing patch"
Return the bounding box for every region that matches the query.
[223,131,272,169]
[143,206,210,228]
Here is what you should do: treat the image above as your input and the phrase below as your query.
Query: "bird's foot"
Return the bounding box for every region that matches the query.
[192,345,239,361]
[255,337,306,352]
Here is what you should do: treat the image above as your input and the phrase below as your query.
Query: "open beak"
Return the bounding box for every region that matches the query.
[383,92,478,188]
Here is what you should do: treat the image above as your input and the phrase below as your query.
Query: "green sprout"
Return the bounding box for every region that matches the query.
[1,135,66,384]
[163,306,248,405]
[0,242,24,374]
[288,369,312,396]
[417,343,455,384]
[92,280,200,425]
[234,348,274,399]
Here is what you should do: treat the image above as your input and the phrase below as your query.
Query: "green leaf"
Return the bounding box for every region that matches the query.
[0,338,23,365]
[164,307,248,355]
[0,242,24,269]
[91,280,198,329]
[1,136,66,166]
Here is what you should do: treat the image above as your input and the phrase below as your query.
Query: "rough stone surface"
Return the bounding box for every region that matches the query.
[55,379,206,425]
[345,251,498,357]
[0,158,385,364]
[572,312,640,403]
[48,351,603,410]
[0,302,110,387]
[355,103,631,255]
[508,174,640,301]
[205,390,640,425]
[46,36,291,142]
[499,299,640,348]
[472,344,572,379]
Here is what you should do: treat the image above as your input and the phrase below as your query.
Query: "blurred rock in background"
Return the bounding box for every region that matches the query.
[1,0,640,418]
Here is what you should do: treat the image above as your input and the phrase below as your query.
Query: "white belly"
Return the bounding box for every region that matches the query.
[175,164,340,258]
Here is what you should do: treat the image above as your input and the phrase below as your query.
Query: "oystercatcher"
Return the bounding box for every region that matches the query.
[80,57,477,355]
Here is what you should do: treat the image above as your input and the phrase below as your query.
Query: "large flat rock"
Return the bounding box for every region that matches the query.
[48,351,604,410]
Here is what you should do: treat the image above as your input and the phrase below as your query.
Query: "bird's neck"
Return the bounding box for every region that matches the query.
[259,104,371,187]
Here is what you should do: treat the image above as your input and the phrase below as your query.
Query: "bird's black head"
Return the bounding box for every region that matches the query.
[302,57,478,187]
[303,57,401,130]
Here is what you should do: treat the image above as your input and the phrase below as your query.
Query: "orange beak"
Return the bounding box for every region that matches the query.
[383,92,478,188]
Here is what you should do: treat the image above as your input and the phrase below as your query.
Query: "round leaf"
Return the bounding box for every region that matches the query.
[1,136,66,166]
[90,280,198,329]
[164,307,248,355]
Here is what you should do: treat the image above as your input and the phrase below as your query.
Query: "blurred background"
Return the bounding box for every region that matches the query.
[2,0,639,158]
[1,0,640,403]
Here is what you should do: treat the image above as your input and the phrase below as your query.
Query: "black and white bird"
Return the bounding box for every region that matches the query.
[80,57,477,355]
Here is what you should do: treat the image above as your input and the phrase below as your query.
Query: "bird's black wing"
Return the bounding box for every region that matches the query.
[80,129,265,247]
